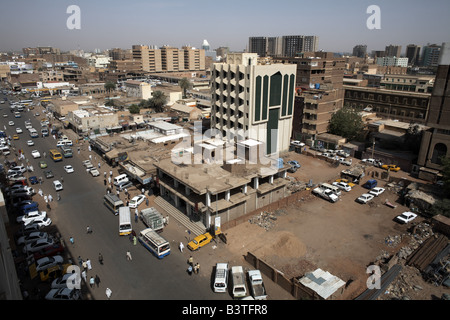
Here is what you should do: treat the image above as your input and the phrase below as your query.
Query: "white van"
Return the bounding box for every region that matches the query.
[231,266,248,298]
[214,263,228,293]
[118,206,132,236]
[320,183,341,197]
[113,174,129,186]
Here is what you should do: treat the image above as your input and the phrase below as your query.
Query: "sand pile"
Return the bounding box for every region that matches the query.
[254,231,307,259]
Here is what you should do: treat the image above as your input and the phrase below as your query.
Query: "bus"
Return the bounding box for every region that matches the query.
[103,193,123,215]
[119,207,132,236]
[138,228,170,259]
[60,146,73,158]
[49,149,63,162]
[20,99,32,106]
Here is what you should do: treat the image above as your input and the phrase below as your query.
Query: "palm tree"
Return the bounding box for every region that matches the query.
[178,77,192,98]
[104,81,116,96]
[150,91,167,113]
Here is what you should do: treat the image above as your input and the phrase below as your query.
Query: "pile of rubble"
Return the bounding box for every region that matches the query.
[248,209,287,231]
[287,177,308,193]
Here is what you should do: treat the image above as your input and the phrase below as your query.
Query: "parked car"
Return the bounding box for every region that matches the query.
[51,273,77,289]
[40,264,71,282]
[357,194,374,204]
[44,170,54,179]
[287,160,301,169]
[395,211,418,224]
[23,237,55,253]
[23,217,52,229]
[27,140,35,146]
[64,165,74,173]
[53,180,63,191]
[362,179,377,189]
[129,194,146,208]
[290,140,305,147]
[381,164,401,172]
[35,255,64,272]
[369,187,385,197]
[332,181,352,192]
[16,231,48,246]
[17,210,46,224]
[89,168,100,177]
[45,288,80,300]
[33,243,65,260]
[31,150,41,158]
[187,232,213,251]
[29,176,39,184]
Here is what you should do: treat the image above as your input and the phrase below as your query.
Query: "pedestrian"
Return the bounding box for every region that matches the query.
[89,276,95,288]
[48,194,53,202]
[86,226,92,234]
[88,145,91,152]
[108,176,111,184]
[195,263,200,274]
[187,265,193,276]
[38,189,43,197]
[124,188,128,196]
[165,215,169,225]
[77,147,80,154]
[39,177,42,184]
[69,236,74,245]
[95,274,100,288]
[179,242,184,253]
[104,171,106,178]
[133,236,137,246]
[98,162,101,168]
[77,256,83,268]
[89,154,92,161]
[194,263,198,274]
[134,209,138,221]
[81,270,87,283]
[109,170,113,177]
[82,260,87,272]
[146,198,149,206]
[105,288,112,300]
[44,195,48,203]
[188,256,193,266]
[126,251,132,261]
[57,192,61,201]
[98,253,103,265]
[141,188,145,194]
[104,178,107,186]
[116,190,120,197]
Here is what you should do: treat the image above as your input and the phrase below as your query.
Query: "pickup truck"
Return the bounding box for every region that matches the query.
[312,187,339,203]
[140,207,164,232]
[339,158,352,166]
[248,270,267,300]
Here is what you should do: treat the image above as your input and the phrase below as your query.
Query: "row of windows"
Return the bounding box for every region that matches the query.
[347,103,425,119]
[346,91,428,107]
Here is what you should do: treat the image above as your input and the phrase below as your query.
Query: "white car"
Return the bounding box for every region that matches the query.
[31,150,41,158]
[17,210,47,224]
[8,121,14,126]
[129,194,146,208]
[357,194,374,204]
[35,255,64,272]
[82,160,92,167]
[23,237,54,253]
[45,288,81,300]
[51,274,78,289]
[27,140,34,146]
[16,127,22,134]
[369,187,385,197]
[24,217,52,228]
[64,165,74,173]
[16,231,49,246]
[332,181,352,192]
[290,140,305,147]
[53,180,63,191]
[10,165,27,174]
[395,212,418,224]
[89,168,100,177]
[8,186,34,197]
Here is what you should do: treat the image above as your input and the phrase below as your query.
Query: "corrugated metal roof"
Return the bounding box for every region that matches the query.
[298,268,345,300]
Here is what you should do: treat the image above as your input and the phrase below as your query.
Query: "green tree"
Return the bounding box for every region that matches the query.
[327,107,364,141]
[128,104,140,114]
[178,77,192,98]
[104,81,116,95]
[150,91,167,113]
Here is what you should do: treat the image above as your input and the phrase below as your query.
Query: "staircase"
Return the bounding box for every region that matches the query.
[154,196,206,237]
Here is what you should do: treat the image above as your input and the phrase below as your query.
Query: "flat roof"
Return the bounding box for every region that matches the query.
[148,121,182,131]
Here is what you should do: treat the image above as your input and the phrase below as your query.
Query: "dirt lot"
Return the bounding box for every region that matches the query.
[223,150,449,300]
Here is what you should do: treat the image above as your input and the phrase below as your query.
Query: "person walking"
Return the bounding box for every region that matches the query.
[105,288,112,300]
[188,256,194,266]
[98,253,103,265]
[48,194,53,202]
[77,256,83,268]
[82,260,87,273]
[133,236,137,246]
[187,265,193,276]
[89,276,95,288]
[195,263,200,274]
[194,263,198,274]
[179,242,184,253]
[86,258,92,271]
[69,236,74,245]
[81,270,87,283]
[86,226,92,234]
[126,251,132,261]
[95,275,101,288]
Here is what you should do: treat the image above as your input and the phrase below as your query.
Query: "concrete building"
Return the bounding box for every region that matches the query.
[170,103,203,121]
[421,44,441,67]
[406,44,422,66]
[376,56,409,68]
[249,35,318,58]
[353,45,367,58]
[385,45,402,58]
[417,42,450,180]
[48,99,79,117]
[124,80,152,100]
[67,107,119,134]
[211,52,296,155]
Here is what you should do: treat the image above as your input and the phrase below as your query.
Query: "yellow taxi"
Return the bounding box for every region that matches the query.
[381,164,401,172]
[40,263,71,282]
[335,178,356,188]
[187,232,213,251]
[13,134,19,140]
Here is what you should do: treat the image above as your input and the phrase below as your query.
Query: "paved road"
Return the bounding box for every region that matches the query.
[1,94,230,300]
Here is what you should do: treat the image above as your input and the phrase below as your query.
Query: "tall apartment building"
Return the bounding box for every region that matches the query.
[211,53,296,155]
[274,52,345,139]
[421,44,441,67]
[385,45,402,57]
[248,35,318,58]
[353,45,367,58]
[109,48,132,61]
[132,45,205,72]
[376,56,409,67]
[418,42,450,179]
[406,44,421,66]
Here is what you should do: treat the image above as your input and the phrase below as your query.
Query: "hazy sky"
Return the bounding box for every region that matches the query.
[0,0,449,53]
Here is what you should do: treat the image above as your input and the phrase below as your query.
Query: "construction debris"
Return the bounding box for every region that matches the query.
[248,209,287,231]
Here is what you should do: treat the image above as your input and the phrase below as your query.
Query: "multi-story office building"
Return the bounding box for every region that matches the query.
[274,52,345,139]
[132,45,205,73]
[385,45,402,58]
[418,42,450,178]
[421,44,441,67]
[249,35,318,58]
[376,56,409,67]
[211,53,296,155]
[353,45,367,58]
[406,44,421,66]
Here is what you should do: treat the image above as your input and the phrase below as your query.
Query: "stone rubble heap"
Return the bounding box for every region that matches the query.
[248,209,287,231]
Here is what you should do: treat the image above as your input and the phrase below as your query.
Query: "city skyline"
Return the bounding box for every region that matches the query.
[0,0,449,54]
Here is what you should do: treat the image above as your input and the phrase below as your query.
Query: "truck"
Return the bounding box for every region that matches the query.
[231,266,248,298]
[248,270,267,300]
[139,207,164,232]
[312,186,339,203]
